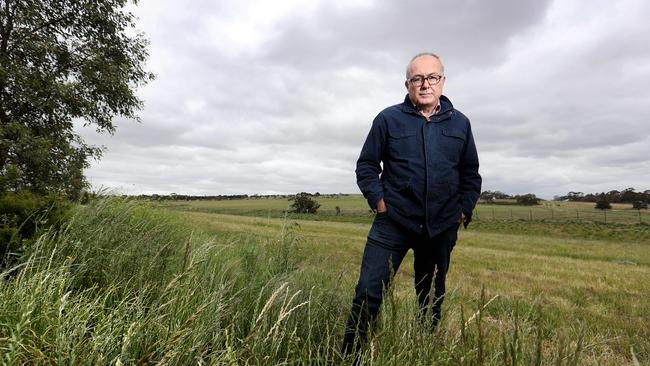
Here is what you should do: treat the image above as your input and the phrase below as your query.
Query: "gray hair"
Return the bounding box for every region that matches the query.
[406,52,444,78]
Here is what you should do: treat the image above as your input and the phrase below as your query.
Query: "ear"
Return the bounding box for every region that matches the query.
[404,80,409,90]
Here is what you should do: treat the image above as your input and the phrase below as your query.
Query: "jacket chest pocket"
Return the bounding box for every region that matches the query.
[388,131,418,158]
[438,129,466,159]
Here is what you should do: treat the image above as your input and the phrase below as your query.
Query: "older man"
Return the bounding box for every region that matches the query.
[343,52,481,354]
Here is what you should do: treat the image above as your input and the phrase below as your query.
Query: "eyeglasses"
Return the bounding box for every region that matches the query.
[408,74,443,87]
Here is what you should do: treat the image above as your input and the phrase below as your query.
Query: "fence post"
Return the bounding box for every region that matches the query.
[551,209,554,220]
[529,209,533,221]
[576,209,580,221]
[640,209,643,224]
[492,208,495,220]
[510,209,513,219]
[604,209,607,224]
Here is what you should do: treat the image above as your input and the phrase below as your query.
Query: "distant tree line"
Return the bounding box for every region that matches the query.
[131,192,349,201]
[480,188,649,208]
[140,194,252,201]
[553,188,650,204]
[480,191,512,202]
[479,191,541,206]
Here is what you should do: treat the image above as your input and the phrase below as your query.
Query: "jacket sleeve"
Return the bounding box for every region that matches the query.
[459,122,482,227]
[356,114,387,210]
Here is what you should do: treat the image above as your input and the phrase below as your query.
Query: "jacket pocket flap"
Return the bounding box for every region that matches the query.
[442,129,465,140]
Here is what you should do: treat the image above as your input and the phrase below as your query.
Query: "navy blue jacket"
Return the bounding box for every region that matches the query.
[356,94,482,237]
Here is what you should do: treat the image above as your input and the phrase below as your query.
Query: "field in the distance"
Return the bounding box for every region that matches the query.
[160,196,650,364]
[162,194,649,225]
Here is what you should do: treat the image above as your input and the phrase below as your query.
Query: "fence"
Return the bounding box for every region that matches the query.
[472,205,646,224]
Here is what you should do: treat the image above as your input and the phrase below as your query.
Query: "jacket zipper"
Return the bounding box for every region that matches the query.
[422,117,429,236]
[422,110,453,236]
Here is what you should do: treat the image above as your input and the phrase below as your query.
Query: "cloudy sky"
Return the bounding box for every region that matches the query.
[76,0,650,199]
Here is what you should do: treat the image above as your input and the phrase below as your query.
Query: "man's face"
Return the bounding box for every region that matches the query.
[405,55,445,110]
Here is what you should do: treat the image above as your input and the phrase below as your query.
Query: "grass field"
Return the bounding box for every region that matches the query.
[161,197,649,364]
[1,197,648,364]
[160,194,650,225]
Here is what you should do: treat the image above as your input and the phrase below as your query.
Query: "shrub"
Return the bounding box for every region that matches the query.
[288,192,320,214]
[0,190,70,269]
[595,199,612,210]
[514,193,540,206]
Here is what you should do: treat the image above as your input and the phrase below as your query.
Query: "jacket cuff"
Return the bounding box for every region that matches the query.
[462,208,473,228]
[367,192,383,211]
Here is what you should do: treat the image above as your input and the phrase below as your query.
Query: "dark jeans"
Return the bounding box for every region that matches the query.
[342,213,458,355]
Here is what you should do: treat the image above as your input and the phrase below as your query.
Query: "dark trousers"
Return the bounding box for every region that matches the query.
[342,213,458,354]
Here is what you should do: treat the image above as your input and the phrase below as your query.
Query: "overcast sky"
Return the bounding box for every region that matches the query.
[76,0,650,199]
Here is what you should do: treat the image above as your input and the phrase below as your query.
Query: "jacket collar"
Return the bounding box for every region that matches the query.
[401,94,454,116]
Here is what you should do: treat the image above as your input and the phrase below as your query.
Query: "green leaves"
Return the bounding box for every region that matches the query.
[289,192,321,214]
[0,0,153,199]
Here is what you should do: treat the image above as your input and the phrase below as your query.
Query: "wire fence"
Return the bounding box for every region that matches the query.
[472,205,647,224]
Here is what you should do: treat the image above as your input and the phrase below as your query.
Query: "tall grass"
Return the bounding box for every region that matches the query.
[0,198,616,364]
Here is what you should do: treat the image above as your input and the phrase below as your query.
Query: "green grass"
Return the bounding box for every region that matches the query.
[1,197,648,364]
[161,197,650,245]
[159,195,650,225]
[178,210,649,362]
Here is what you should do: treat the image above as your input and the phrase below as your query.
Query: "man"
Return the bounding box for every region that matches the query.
[343,52,481,354]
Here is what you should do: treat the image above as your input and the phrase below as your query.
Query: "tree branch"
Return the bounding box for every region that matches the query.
[28,13,74,36]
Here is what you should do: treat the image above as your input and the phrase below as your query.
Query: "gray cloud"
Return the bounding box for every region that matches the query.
[78,0,650,199]
[262,0,552,72]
